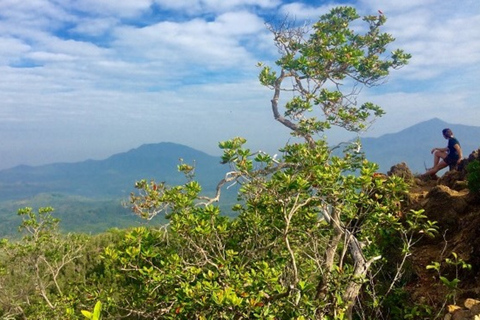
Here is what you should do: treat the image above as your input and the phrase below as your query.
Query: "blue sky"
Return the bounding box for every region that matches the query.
[0,0,479,170]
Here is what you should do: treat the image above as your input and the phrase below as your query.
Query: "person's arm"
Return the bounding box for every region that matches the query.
[454,144,462,163]
[431,147,448,153]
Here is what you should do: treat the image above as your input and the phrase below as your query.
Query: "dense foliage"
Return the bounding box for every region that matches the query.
[0,6,439,320]
[467,160,480,193]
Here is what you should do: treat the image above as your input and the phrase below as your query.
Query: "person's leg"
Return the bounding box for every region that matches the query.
[425,160,448,176]
[432,150,448,168]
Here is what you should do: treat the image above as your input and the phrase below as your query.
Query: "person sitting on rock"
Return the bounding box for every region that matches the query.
[424,128,463,177]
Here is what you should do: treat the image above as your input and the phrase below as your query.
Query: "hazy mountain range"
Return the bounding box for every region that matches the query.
[1,118,478,237]
[0,142,226,201]
[0,143,230,237]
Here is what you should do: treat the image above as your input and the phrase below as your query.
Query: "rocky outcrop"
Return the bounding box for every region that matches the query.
[444,298,480,320]
[387,162,415,184]
[422,185,468,230]
[389,148,480,317]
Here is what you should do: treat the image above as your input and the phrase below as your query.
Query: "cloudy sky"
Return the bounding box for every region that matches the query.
[0,0,479,170]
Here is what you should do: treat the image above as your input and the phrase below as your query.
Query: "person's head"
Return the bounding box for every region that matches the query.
[442,128,453,139]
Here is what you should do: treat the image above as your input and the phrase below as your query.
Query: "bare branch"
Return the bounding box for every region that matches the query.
[197,171,242,206]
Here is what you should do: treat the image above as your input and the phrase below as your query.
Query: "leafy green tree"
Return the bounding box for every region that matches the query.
[255,6,414,317]
[0,7,439,320]
[113,6,434,320]
[0,207,88,319]
[258,6,410,142]
[0,208,129,319]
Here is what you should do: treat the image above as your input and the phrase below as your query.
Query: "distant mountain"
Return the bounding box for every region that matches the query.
[0,142,226,201]
[361,118,480,174]
[0,142,233,238]
[2,121,478,200]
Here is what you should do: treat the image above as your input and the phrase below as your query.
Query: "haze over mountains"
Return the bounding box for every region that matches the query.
[0,143,230,237]
[0,118,478,237]
[1,118,479,201]
[0,142,226,201]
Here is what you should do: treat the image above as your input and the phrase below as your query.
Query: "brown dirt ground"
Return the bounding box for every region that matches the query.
[405,174,480,309]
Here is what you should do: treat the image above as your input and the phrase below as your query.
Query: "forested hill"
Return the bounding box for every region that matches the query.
[0,142,226,201]
[361,118,480,174]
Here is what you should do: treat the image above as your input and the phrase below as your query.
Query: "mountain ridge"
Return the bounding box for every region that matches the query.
[2,119,479,200]
[0,142,230,237]
[1,119,479,200]
[0,142,226,201]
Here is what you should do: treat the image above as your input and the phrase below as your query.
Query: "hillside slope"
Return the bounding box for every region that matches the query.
[392,151,480,315]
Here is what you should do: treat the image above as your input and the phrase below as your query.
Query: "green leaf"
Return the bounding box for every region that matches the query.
[93,301,102,319]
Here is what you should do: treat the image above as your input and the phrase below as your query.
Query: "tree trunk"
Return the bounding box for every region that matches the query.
[342,232,378,320]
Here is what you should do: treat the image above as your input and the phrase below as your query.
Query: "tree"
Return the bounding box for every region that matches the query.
[259,6,410,142]
[0,207,86,319]
[124,6,435,320]
[256,6,413,317]
[0,208,127,319]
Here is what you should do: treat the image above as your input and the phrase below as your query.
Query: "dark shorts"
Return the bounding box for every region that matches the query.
[444,155,458,165]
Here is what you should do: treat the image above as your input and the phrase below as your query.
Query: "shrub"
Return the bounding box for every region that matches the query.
[467,160,480,193]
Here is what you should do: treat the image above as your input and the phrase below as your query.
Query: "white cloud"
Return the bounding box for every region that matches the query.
[214,11,265,35]
[71,17,119,36]
[154,0,279,15]
[0,76,287,168]
[358,0,437,13]
[0,0,75,30]
[367,1,480,81]
[0,37,31,64]
[28,51,76,62]
[67,0,154,18]
[112,11,266,75]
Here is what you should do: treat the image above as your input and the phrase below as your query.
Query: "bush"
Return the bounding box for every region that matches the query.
[467,160,480,193]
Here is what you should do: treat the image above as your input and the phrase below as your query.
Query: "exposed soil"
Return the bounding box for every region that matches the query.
[389,157,480,312]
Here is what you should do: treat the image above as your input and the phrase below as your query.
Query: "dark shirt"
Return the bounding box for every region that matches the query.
[447,137,460,160]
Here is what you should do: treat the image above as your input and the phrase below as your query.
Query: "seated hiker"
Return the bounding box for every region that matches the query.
[424,128,462,177]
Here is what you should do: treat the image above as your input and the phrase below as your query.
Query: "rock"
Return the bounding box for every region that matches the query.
[439,170,467,190]
[466,192,480,205]
[443,299,480,320]
[405,148,480,314]
[388,162,415,184]
[456,148,480,180]
[415,177,427,186]
[449,305,462,313]
[467,149,480,163]
[423,185,468,230]
[472,305,480,316]
[453,180,469,191]
[452,309,472,320]
[465,298,480,310]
